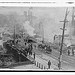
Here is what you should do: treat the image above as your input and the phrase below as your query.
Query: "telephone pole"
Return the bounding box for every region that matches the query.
[14,25,16,45]
[39,21,44,43]
[58,8,69,70]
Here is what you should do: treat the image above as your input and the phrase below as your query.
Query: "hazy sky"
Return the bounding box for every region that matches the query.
[0,7,73,42]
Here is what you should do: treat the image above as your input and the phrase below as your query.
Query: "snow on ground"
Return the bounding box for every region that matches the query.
[34,49,75,71]
[1,48,75,70]
[9,53,58,70]
[33,53,59,70]
[12,64,40,70]
[12,50,75,71]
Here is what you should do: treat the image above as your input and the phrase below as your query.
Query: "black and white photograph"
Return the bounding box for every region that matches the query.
[0,6,75,71]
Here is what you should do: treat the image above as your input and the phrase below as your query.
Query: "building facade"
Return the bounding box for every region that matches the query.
[54,34,71,47]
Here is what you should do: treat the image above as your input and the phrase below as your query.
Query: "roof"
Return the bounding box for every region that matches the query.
[67,45,75,49]
[27,39,36,43]
[26,36,37,43]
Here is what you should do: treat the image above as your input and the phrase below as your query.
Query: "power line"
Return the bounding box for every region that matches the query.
[58,8,69,70]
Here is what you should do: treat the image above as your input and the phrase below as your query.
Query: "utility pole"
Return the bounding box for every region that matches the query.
[72,7,75,27]
[14,25,16,45]
[28,7,33,25]
[42,23,44,43]
[39,21,44,43]
[70,7,75,41]
[58,8,69,70]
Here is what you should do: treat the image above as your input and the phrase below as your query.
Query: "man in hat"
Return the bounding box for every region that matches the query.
[33,52,35,60]
[68,50,70,56]
[48,60,51,69]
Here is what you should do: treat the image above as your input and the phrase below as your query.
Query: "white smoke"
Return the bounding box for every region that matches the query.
[23,21,35,36]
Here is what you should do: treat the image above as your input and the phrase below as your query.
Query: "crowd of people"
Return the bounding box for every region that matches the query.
[24,42,33,56]
[2,36,53,69]
[68,49,75,56]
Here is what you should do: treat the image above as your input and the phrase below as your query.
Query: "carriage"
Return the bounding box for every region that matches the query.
[38,43,52,54]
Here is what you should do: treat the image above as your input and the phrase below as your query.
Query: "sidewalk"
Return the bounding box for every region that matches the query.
[31,53,59,70]
[12,64,41,70]
[33,51,75,71]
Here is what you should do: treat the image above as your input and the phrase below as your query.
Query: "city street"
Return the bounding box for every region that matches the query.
[33,47,75,71]
[0,7,75,71]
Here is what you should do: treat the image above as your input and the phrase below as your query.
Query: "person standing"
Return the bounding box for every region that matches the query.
[33,52,35,60]
[72,49,74,56]
[68,50,70,56]
[30,43,33,55]
[16,40,18,45]
[48,60,51,69]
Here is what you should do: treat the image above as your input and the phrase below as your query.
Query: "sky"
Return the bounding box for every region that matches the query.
[0,7,73,42]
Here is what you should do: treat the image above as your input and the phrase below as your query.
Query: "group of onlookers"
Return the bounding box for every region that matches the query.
[68,49,75,56]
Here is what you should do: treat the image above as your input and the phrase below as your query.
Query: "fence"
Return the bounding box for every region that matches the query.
[34,60,48,70]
